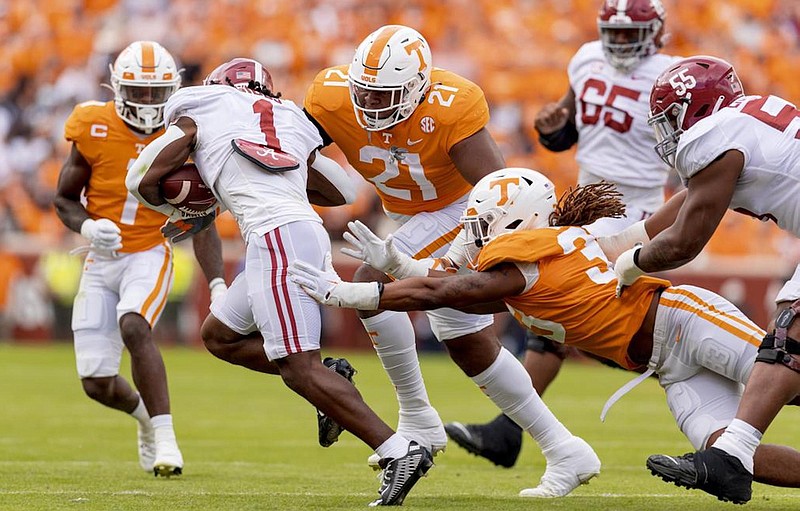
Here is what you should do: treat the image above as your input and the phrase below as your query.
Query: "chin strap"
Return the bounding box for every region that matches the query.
[756,300,800,374]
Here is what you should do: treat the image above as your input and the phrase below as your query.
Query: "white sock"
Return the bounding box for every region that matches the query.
[713,418,762,474]
[150,414,176,443]
[130,396,151,428]
[470,348,572,453]
[362,311,433,415]
[375,433,411,460]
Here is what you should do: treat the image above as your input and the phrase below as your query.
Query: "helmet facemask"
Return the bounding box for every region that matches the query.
[349,74,426,131]
[599,18,662,71]
[111,79,178,132]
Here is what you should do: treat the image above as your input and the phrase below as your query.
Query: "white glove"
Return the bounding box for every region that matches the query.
[208,277,227,303]
[341,220,430,279]
[614,243,645,297]
[80,218,122,252]
[288,252,381,310]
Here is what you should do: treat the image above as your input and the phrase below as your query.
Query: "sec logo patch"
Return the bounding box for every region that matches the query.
[420,116,435,133]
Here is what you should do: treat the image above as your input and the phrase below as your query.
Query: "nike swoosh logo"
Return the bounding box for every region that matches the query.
[407,138,423,146]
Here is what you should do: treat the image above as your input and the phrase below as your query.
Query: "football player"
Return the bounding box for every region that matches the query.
[288,168,800,499]
[447,0,682,469]
[613,55,800,504]
[126,57,432,506]
[303,24,507,466]
[54,41,226,477]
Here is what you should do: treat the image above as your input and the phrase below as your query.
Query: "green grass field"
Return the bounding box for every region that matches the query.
[0,343,798,511]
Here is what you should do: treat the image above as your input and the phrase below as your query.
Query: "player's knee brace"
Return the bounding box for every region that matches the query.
[756,300,800,374]
[525,332,568,360]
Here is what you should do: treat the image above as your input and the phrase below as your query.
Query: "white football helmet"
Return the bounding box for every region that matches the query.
[348,25,432,131]
[461,168,557,266]
[109,41,181,132]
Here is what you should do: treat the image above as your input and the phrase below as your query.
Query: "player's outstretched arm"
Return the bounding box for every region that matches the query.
[289,255,524,312]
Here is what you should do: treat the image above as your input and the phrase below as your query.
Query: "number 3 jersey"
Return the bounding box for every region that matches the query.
[304,65,488,216]
[164,86,324,238]
[569,41,677,198]
[476,226,669,369]
[64,101,167,253]
[676,94,800,236]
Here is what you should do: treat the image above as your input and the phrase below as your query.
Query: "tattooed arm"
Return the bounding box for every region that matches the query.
[378,263,526,312]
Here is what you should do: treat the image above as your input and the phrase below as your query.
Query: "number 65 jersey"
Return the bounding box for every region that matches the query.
[570,41,677,194]
[676,94,800,236]
[304,65,488,216]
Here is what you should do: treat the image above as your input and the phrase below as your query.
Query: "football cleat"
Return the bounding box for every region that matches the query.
[367,408,447,470]
[369,441,433,507]
[646,448,753,504]
[519,436,601,498]
[137,422,156,472]
[317,357,357,448]
[153,439,183,478]
[444,414,522,468]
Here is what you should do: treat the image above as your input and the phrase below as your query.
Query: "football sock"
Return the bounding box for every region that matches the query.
[151,414,177,443]
[130,396,151,426]
[470,348,572,454]
[712,418,761,474]
[362,311,433,415]
[375,433,412,461]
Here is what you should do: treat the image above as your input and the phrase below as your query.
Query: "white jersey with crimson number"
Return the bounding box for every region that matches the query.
[163,85,323,238]
[569,41,677,201]
[676,94,800,236]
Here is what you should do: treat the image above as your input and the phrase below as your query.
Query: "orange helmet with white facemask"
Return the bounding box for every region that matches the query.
[348,25,432,131]
[461,168,557,266]
[109,41,181,133]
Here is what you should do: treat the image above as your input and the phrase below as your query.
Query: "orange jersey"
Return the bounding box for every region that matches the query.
[64,101,167,252]
[304,66,488,215]
[477,227,670,369]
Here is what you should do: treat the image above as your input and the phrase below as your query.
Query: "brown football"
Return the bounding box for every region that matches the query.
[160,163,217,213]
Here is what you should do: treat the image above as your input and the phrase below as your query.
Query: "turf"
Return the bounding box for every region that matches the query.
[0,343,797,510]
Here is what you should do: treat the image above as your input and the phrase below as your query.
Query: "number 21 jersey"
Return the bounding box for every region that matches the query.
[304,66,488,216]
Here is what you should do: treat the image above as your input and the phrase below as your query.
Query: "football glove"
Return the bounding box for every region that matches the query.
[161,208,218,243]
[614,243,645,297]
[80,218,123,252]
[208,277,227,303]
[288,252,381,310]
[341,220,432,279]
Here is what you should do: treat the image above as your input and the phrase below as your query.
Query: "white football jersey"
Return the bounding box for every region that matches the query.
[569,41,678,210]
[164,85,324,238]
[676,94,800,236]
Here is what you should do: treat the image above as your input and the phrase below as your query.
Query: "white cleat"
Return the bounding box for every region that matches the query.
[153,440,184,478]
[137,422,156,472]
[518,436,601,498]
[368,408,447,470]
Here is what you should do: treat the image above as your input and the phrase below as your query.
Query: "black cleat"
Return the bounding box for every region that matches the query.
[646,447,753,504]
[444,414,522,468]
[369,441,433,506]
[317,357,357,448]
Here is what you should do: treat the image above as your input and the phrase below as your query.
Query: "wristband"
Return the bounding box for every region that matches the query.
[209,277,226,290]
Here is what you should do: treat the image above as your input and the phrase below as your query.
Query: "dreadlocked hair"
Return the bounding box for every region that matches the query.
[549,181,626,227]
[220,77,282,99]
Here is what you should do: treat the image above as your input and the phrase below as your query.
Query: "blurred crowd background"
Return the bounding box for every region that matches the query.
[1,0,799,345]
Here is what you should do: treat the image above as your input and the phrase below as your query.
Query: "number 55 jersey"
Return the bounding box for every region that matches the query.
[304,65,488,216]
[675,94,800,236]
